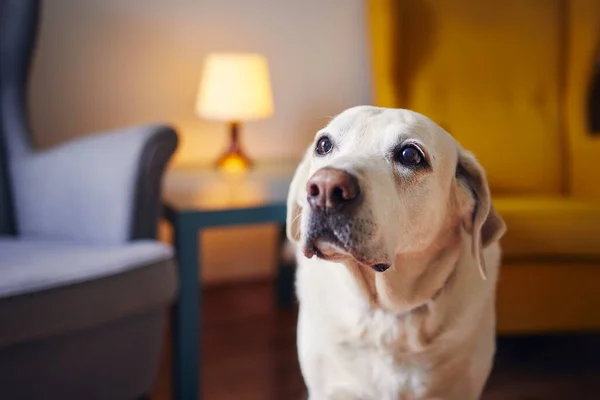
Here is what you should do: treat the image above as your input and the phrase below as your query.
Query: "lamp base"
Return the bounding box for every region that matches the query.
[215,121,253,172]
[215,149,253,171]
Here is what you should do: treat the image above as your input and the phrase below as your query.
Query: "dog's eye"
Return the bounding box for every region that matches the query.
[316,136,333,155]
[394,144,424,167]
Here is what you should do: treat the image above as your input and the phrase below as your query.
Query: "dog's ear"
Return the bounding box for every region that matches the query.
[456,149,506,280]
[286,148,312,243]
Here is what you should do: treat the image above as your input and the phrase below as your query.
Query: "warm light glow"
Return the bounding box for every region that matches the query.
[218,153,251,175]
[196,53,274,121]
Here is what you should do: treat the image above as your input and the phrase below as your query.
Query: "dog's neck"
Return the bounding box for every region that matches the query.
[377,238,461,313]
[345,225,463,314]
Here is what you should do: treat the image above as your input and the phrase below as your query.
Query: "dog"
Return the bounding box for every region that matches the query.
[286,106,507,400]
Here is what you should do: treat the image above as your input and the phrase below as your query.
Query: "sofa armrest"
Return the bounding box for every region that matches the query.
[11,124,178,243]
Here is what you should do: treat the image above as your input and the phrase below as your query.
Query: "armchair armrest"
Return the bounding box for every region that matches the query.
[11,124,178,243]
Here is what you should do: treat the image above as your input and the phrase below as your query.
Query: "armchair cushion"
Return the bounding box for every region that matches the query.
[0,238,172,298]
[10,124,176,243]
[0,237,176,348]
[495,196,600,260]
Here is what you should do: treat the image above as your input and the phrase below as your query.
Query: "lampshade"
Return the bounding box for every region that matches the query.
[196,53,274,121]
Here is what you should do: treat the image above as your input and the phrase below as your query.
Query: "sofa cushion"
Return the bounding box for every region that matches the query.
[494,196,600,260]
[0,238,177,348]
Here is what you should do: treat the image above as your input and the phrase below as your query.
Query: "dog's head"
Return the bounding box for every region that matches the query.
[287,106,506,310]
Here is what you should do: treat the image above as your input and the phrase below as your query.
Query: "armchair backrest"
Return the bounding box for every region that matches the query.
[368,0,600,198]
[0,0,40,235]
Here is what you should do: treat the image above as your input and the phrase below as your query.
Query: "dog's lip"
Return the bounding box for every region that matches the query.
[372,263,390,272]
[303,235,349,261]
[303,235,390,271]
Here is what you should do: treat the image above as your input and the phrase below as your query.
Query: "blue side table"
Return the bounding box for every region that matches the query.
[161,161,297,400]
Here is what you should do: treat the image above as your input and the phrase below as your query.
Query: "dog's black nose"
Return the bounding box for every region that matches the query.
[306,167,360,212]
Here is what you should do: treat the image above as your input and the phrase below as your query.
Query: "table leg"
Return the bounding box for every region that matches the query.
[173,218,201,400]
[276,223,296,308]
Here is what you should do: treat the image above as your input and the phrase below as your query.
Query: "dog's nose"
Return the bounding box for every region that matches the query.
[306,167,360,212]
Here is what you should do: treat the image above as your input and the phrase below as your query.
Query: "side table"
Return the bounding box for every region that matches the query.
[161,161,297,400]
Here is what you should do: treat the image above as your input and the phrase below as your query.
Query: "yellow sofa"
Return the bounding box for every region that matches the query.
[368,0,600,334]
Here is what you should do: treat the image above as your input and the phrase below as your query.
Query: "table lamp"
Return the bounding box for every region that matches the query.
[196,52,274,171]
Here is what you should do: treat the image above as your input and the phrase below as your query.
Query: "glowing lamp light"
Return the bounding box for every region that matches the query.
[196,53,274,171]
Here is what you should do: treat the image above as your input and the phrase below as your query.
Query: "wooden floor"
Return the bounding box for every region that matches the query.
[152,279,600,400]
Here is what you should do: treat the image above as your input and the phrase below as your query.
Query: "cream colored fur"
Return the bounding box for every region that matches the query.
[286,106,506,400]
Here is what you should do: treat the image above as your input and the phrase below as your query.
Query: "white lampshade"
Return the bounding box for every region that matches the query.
[196,53,274,121]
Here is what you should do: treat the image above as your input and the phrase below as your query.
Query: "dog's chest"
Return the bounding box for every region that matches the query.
[337,309,433,399]
[296,260,442,399]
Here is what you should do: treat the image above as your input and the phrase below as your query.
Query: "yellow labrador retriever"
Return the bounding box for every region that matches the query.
[286,106,506,400]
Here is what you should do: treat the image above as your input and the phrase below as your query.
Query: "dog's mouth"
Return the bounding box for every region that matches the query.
[303,229,390,272]
[303,230,346,260]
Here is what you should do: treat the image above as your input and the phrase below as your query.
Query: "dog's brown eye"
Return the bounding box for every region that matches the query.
[316,136,333,155]
[395,144,424,166]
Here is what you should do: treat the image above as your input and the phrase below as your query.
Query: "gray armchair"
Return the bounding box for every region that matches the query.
[0,1,179,399]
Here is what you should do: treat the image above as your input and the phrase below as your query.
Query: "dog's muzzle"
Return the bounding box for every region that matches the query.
[302,168,390,272]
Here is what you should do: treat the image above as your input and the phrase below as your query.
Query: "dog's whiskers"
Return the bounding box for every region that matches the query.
[290,214,303,240]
